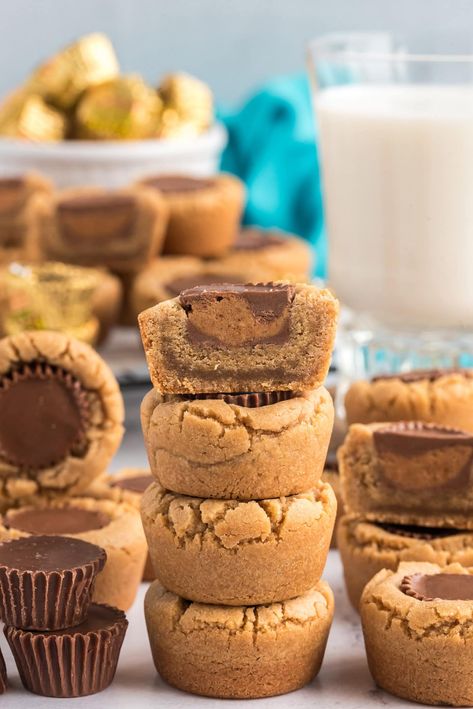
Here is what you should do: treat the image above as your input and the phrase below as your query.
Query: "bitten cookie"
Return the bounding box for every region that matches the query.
[361,561,473,706]
[137,174,244,257]
[141,387,333,499]
[337,515,473,609]
[145,579,334,698]
[0,173,52,259]
[139,282,339,393]
[0,497,147,611]
[0,331,124,501]
[339,421,473,528]
[215,227,313,282]
[34,186,168,273]
[130,256,252,317]
[345,368,473,432]
[141,480,336,605]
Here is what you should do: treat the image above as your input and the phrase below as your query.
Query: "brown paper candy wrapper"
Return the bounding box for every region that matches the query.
[158,72,213,138]
[0,536,106,630]
[75,75,162,140]
[26,33,119,111]
[5,603,127,697]
[0,90,66,142]
[2,261,99,344]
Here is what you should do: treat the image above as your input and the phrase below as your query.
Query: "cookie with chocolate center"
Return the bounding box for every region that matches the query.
[35,186,168,274]
[338,421,473,527]
[136,173,244,258]
[139,282,338,394]
[0,331,123,502]
[337,514,473,609]
[345,367,473,432]
[361,561,473,705]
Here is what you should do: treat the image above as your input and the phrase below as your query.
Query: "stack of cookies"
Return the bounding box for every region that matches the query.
[338,368,473,609]
[0,534,128,697]
[0,329,148,610]
[138,281,339,698]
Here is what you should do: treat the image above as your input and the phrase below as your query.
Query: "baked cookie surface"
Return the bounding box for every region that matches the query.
[141,386,333,499]
[145,579,334,698]
[141,480,336,605]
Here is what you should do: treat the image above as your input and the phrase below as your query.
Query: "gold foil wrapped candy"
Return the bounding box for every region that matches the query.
[75,75,162,140]
[158,72,213,137]
[26,33,119,111]
[2,262,99,344]
[0,90,66,141]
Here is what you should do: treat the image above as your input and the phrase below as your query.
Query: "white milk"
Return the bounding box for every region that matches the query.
[316,84,473,328]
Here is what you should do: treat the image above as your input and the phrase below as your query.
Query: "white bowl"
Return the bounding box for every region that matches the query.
[0,123,227,188]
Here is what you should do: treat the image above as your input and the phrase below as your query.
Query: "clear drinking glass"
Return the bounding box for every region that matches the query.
[308,34,473,389]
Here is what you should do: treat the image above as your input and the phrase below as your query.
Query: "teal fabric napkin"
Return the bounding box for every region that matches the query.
[219,73,326,278]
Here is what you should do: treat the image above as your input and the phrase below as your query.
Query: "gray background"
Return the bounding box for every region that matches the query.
[1,0,473,105]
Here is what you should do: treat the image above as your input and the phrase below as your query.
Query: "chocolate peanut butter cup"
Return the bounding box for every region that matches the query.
[179,282,296,347]
[0,536,106,630]
[233,228,285,251]
[372,421,473,492]
[5,603,127,697]
[377,522,464,540]
[0,362,89,470]
[401,572,473,601]
[184,390,295,407]
[165,273,244,298]
[58,193,137,246]
[3,506,110,535]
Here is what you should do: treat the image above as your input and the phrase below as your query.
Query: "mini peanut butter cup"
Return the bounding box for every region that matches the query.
[142,175,214,193]
[0,647,7,694]
[186,390,295,407]
[401,572,473,602]
[5,603,127,697]
[233,229,285,251]
[0,362,89,470]
[0,536,106,630]
[165,273,244,298]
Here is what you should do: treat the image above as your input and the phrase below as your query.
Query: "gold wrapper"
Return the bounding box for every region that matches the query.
[75,74,162,140]
[27,33,119,111]
[2,261,99,344]
[0,90,66,141]
[158,72,213,137]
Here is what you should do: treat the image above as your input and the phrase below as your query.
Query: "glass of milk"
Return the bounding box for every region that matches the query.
[308,33,473,382]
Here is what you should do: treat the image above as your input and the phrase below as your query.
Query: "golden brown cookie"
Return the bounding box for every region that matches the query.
[130,256,255,318]
[339,421,473,528]
[145,579,334,698]
[141,480,336,605]
[91,271,123,345]
[345,368,473,432]
[0,497,147,611]
[215,227,313,282]
[141,387,333,499]
[34,186,168,273]
[337,514,473,609]
[361,561,473,706]
[0,173,52,259]
[139,282,339,394]
[0,331,124,502]
[137,174,244,257]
